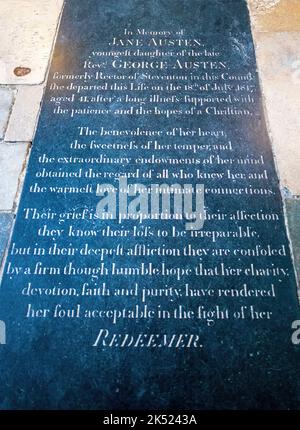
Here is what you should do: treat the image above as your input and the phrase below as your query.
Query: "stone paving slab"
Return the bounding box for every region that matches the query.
[248,0,300,32]
[0,212,14,270]
[0,143,29,211]
[253,32,300,196]
[0,87,15,139]
[0,0,64,85]
[5,85,44,142]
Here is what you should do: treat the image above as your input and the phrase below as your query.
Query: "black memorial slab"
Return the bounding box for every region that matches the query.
[0,0,299,410]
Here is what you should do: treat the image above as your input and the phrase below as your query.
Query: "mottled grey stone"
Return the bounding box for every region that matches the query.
[285,198,300,283]
[0,142,29,211]
[0,0,64,85]
[0,212,13,267]
[0,87,14,139]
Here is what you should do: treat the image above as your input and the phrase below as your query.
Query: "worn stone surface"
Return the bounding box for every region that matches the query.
[0,213,14,271]
[248,0,300,32]
[249,0,281,15]
[0,213,13,269]
[285,198,300,284]
[0,0,299,410]
[0,0,64,85]
[5,85,44,142]
[0,143,29,211]
[0,87,15,140]
[253,32,300,195]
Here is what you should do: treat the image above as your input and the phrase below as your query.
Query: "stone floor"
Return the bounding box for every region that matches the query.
[248,0,300,292]
[0,0,299,293]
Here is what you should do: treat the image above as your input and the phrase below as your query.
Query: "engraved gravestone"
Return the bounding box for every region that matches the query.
[0,0,299,409]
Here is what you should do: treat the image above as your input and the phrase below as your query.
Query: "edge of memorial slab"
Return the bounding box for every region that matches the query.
[247,0,300,300]
[0,1,66,281]
[257,80,300,294]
